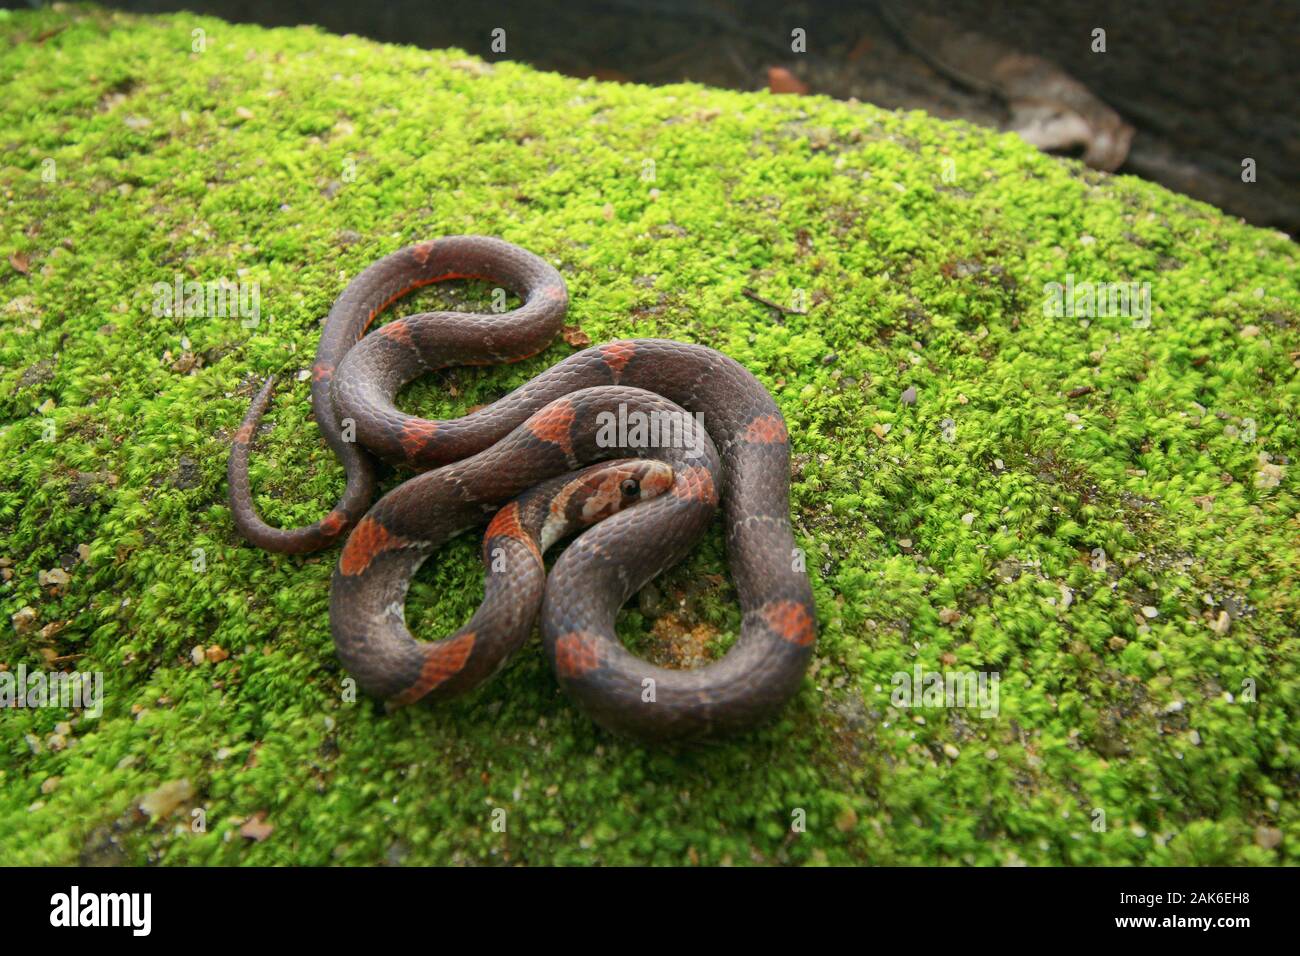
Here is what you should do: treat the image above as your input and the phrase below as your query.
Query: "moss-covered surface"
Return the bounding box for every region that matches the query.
[1,4,1297,866]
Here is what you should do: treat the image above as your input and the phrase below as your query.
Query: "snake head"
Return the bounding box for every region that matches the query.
[573,458,674,525]
[616,458,675,501]
[535,458,673,552]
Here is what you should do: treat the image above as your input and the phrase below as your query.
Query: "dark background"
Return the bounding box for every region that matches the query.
[10,0,1299,234]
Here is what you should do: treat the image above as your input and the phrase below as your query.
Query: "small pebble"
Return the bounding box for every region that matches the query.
[12,607,38,634]
[44,567,71,588]
[241,814,274,842]
[139,779,194,819]
[1254,826,1283,850]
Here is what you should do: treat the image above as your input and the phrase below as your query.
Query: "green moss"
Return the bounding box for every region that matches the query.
[1,4,1297,865]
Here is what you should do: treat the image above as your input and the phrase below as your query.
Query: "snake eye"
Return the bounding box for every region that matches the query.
[620,478,640,498]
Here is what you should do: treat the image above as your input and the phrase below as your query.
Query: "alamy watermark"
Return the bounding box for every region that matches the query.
[0,665,103,718]
[595,404,707,459]
[152,274,261,328]
[49,886,150,936]
[1043,273,1151,328]
[891,664,1000,718]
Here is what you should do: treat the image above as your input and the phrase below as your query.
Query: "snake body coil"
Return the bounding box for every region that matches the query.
[228,236,815,741]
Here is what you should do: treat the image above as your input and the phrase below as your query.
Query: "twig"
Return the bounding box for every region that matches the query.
[742,288,793,319]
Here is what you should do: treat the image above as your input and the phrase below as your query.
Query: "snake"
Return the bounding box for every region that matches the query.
[228,236,816,741]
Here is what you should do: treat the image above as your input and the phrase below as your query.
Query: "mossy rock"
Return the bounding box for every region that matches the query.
[1,4,1296,866]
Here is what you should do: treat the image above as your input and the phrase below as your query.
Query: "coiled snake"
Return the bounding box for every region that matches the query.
[228,237,815,741]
